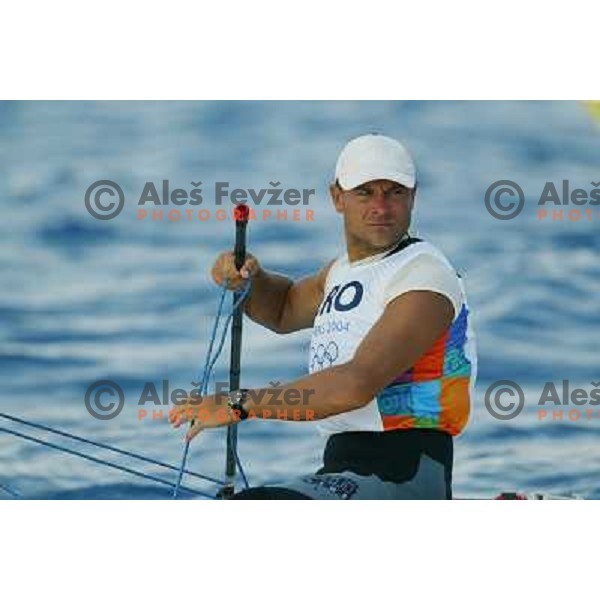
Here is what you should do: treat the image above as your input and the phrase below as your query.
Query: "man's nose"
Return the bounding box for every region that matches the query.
[370,189,389,212]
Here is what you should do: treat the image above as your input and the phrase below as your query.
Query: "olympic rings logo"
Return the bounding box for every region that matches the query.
[310,341,339,371]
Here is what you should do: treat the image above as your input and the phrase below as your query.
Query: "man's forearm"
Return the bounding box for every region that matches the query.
[243,269,293,332]
[240,362,374,422]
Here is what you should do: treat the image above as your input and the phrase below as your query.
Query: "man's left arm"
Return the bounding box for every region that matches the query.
[240,290,455,420]
[172,290,455,438]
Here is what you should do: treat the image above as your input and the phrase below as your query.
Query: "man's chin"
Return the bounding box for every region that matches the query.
[366,232,405,252]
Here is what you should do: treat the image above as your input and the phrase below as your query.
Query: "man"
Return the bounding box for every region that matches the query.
[171,134,477,499]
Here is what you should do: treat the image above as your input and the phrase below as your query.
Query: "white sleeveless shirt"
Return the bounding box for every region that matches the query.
[308,237,477,436]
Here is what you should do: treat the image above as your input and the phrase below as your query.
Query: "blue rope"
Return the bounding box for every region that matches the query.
[0,426,214,499]
[173,278,251,498]
[0,411,225,486]
[234,445,250,489]
[0,282,251,501]
[0,481,22,499]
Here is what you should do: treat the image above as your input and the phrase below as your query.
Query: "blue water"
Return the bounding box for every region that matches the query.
[1,101,599,499]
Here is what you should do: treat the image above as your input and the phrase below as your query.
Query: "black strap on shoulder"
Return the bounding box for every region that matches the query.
[384,235,462,280]
[384,235,423,258]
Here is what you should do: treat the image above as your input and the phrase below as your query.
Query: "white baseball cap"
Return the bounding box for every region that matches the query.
[335,134,416,191]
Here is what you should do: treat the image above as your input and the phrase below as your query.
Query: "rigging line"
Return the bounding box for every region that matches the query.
[0,411,225,487]
[201,279,252,395]
[196,275,229,393]
[172,282,230,498]
[234,445,249,489]
[173,277,252,498]
[0,481,22,499]
[0,426,215,499]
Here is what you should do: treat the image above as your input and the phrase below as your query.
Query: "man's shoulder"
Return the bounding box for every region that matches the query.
[383,237,457,274]
[316,258,338,291]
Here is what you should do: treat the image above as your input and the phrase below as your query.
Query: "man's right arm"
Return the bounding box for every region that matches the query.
[244,261,333,333]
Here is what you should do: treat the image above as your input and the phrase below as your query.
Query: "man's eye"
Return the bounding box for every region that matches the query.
[357,189,370,196]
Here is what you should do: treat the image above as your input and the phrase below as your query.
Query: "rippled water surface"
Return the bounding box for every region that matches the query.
[1,101,599,499]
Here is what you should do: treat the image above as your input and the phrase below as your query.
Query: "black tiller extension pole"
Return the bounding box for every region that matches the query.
[218,203,249,498]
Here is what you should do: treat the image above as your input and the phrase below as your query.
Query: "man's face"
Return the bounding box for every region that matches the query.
[330,179,415,254]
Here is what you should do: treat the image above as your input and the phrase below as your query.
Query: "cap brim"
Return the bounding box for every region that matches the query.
[338,171,415,191]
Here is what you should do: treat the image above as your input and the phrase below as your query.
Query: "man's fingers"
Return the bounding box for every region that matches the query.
[241,256,259,279]
[186,421,204,442]
[211,251,258,289]
[170,403,199,427]
[170,411,185,428]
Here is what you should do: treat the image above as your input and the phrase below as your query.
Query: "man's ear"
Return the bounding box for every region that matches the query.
[409,184,418,211]
[330,182,345,214]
